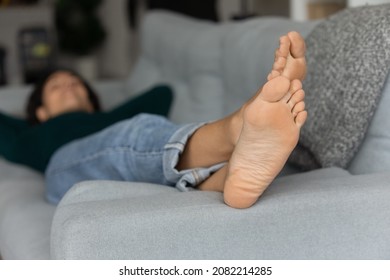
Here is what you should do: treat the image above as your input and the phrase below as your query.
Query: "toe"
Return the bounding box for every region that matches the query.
[273,57,287,73]
[290,79,302,92]
[278,35,290,57]
[288,31,306,58]
[295,110,307,128]
[283,79,302,103]
[287,89,305,109]
[292,101,305,117]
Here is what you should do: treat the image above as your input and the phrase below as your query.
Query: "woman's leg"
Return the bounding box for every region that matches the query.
[45,114,182,204]
[175,113,238,171]
[45,113,227,205]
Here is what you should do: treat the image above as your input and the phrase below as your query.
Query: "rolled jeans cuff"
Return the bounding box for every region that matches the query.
[163,122,226,192]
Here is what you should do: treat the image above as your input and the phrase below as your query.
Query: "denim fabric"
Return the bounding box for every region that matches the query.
[163,123,226,192]
[45,113,225,204]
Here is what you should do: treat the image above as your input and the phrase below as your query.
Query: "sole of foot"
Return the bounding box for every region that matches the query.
[223,76,307,209]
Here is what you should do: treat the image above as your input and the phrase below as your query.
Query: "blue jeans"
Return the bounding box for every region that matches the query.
[45,113,225,204]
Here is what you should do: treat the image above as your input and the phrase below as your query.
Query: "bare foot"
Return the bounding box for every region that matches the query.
[227,32,306,149]
[267,31,306,81]
[223,76,307,209]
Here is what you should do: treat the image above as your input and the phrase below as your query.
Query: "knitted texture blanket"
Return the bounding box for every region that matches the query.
[289,4,390,170]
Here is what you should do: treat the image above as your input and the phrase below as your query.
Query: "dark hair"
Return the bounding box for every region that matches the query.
[25,68,102,125]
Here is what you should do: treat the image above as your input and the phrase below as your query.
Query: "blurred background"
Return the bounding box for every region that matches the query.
[0,0,389,86]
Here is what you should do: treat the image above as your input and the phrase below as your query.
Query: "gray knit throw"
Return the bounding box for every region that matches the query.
[288,4,390,170]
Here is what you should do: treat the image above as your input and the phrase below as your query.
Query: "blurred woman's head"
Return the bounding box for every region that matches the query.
[26,68,101,125]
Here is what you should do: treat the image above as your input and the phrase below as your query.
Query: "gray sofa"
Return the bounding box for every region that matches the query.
[1,10,390,260]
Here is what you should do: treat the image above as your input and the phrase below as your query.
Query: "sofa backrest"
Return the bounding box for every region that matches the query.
[125,11,226,124]
[127,10,390,175]
[0,85,32,117]
[348,71,390,174]
[126,12,319,122]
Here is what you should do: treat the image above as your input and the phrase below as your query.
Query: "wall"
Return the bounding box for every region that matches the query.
[289,0,390,21]
[0,5,53,85]
[290,0,346,21]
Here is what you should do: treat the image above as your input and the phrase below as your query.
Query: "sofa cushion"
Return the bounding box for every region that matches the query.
[0,157,42,182]
[348,72,390,174]
[0,161,54,259]
[0,85,31,117]
[289,4,390,170]
[0,180,54,260]
[125,11,226,124]
[52,167,390,259]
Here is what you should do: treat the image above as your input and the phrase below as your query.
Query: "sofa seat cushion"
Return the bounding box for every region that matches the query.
[0,157,42,182]
[0,159,54,259]
[49,167,390,260]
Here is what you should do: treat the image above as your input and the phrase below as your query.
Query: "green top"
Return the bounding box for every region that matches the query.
[0,85,173,173]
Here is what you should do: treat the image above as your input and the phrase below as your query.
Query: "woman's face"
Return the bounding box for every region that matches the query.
[36,71,94,122]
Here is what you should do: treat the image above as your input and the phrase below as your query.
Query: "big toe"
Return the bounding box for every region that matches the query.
[288,31,306,58]
[260,76,290,103]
